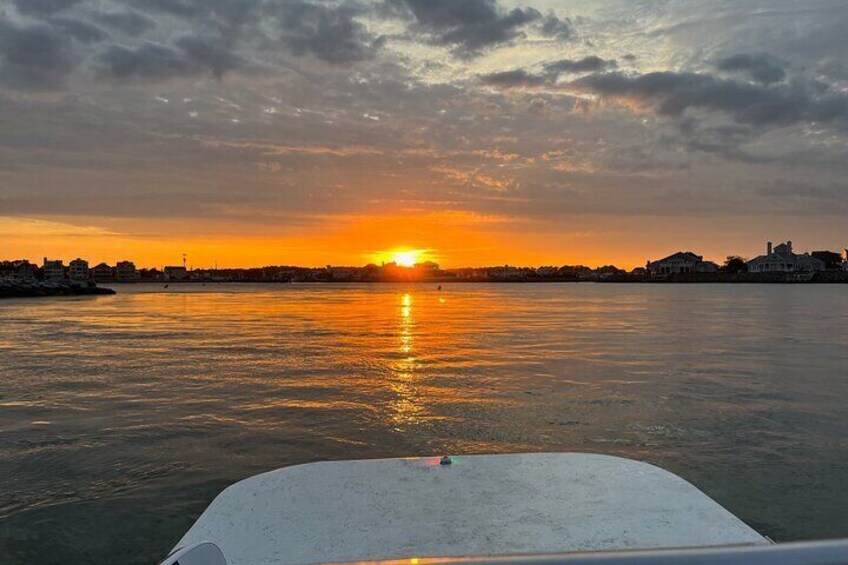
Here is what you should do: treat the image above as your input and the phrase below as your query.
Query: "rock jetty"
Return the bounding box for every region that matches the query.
[0,279,116,299]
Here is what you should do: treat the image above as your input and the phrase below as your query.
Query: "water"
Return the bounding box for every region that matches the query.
[1,283,847,564]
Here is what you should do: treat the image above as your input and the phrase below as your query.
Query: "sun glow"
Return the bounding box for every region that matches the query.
[385,249,424,267]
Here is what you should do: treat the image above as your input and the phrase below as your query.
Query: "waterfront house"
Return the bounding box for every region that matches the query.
[0,260,35,279]
[69,258,90,281]
[747,241,825,273]
[116,261,140,282]
[647,252,718,276]
[327,266,354,281]
[91,262,114,282]
[42,258,65,280]
[811,250,844,270]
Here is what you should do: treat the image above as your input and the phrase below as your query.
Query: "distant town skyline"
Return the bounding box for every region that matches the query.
[1,1,847,268]
[4,239,846,272]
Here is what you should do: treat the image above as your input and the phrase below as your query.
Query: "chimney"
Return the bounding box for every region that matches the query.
[787,240,792,253]
[767,242,772,255]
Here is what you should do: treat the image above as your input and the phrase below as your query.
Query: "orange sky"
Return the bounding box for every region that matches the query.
[2,212,842,270]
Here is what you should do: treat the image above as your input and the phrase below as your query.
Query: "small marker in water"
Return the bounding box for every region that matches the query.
[440,455,452,466]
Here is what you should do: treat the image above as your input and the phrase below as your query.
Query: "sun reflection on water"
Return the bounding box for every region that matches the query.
[388,292,424,429]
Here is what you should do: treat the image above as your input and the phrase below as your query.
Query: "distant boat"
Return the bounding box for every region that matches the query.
[437,284,442,290]
[164,284,169,288]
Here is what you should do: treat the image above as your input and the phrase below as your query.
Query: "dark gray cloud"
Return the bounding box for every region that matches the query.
[0,18,76,90]
[49,17,109,43]
[480,69,547,88]
[134,0,265,33]
[95,34,246,81]
[544,56,616,75]
[570,71,848,128]
[387,0,543,57]
[176,36,244,78]
[480,56,618,89]
[94,11,157,36]
[11,0,83,16]
[129,0,208,18]
[716,53,785,85]
[95,42,192,80]
[269,1,383,64]
[539,13,572,40]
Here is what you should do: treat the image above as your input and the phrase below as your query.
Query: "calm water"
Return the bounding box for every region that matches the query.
[1,283,847,563]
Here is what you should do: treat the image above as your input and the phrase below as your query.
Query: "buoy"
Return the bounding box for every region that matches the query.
[440,455,452,466]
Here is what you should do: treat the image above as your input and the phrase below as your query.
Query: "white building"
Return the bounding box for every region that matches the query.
[747,241,825,273]
[69,258,90,281]
[647,252,718,276]
[42,258,65,280]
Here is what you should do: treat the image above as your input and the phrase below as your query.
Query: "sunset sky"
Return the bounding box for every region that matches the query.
[1,0,847,268]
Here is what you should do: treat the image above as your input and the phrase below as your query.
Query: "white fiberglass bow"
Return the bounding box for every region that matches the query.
[160,453,848,565]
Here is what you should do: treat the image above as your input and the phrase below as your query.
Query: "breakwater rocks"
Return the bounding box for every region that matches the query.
[0,279,117,299]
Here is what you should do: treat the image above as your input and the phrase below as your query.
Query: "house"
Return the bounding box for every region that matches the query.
[747,241,825,273]
[647,252,718,276]
[327,266,354,281]
[0,260,35,279]
[42,258,65,280]
[91,262,114,282]
[811,251,843,270]
[116,261,140,282]
[164,266,188,281]
[68,258,90,280]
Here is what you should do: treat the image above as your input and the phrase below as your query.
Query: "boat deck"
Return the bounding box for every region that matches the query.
[174,453,767,565]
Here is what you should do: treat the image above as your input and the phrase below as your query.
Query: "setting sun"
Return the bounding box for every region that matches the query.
[372,249,431,268]
[392,250,421,267]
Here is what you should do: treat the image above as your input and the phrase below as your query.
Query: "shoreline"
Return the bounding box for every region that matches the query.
[103,274,848,285]
[0,279,117,299]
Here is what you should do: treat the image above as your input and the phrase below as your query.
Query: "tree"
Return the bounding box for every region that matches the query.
[721,256,748,273]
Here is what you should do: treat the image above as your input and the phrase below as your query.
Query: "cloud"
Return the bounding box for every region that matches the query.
[129,0,208,18]
[539,13,572,40]
[11,0,83,16]
[387,0,543,57]
[480,56,617,90]
[269,0,384,64]
[49,17,109,43]
[176,35,244,79]
[544,56,616,75]
[480,69,547,88]
[95,42,193,80]
[716,53,786,85]
[569,71,848,128]
[0,18,77,90]
[94,11,157,36]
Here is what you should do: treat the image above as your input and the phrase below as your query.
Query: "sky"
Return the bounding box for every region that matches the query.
[1,0,846,269]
